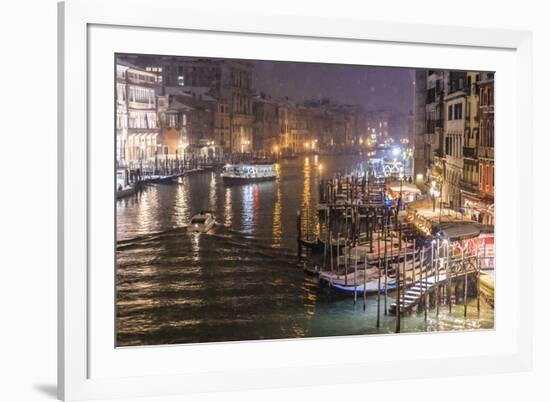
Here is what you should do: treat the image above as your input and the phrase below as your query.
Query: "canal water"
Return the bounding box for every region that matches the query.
[116,154,494,346]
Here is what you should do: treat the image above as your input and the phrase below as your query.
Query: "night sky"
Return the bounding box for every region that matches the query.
[253,60,415,115]
[125,54,415,118]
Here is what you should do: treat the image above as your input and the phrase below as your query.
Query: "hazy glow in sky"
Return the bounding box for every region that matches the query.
[253,60,415,114]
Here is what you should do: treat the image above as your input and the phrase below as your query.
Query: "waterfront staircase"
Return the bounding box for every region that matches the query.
[389,272,447,315]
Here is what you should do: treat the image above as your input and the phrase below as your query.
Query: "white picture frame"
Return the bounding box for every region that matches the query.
[58,0,533,400]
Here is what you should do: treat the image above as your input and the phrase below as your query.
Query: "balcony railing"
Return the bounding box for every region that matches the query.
[127,77,158,87]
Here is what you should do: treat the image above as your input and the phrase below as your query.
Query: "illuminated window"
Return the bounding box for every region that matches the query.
[168,114,176,127]
[177,66,184,86]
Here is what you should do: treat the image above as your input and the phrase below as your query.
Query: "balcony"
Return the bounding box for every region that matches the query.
[463,147,476,158]
[459,179,479,195]
[478,145,494,159]
[426,119,443,134]
[127,127,160,134]
[127,76,158,87]
[128,101,156,110]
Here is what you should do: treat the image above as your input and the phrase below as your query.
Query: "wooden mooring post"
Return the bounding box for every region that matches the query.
[330,230,334,273]
[447,242,452,314]
[412,239,416,283]
[435,239,440,319]
[336,232,341,276]
[323,235,328,270]
[384,227,390,316]
[363,253,367,311]
[344,244,348,286]
[403,241,407,306]
[421,247,427,321]
[396,224,402,333]
[376,230,381,327]
[476,243,481,316]
[463,240,468,318]
[353,246,358,304]
[296,210,302,261]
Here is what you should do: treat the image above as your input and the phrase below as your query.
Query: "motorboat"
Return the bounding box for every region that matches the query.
[189,211,216,233]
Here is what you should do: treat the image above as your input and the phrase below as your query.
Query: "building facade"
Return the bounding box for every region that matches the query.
[413,69,494,225]
[252,95,279,154]
[476,72,495,224]
[133,56,254,154]
[460,72,482,220]
[443,71,467,210]
[116,55,407,161]
[116,62,160,164]
[413,70,446,190]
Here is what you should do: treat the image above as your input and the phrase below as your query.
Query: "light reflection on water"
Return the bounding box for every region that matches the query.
[241,184,254,234]
[174,177,189,228]
[224,187,232,227]
[209,172,217,211]
[271,165,283,248]
[116,155,494,346]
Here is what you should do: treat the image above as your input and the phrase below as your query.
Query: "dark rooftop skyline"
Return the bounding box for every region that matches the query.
[253,60,415,116]
[119,54,415,116]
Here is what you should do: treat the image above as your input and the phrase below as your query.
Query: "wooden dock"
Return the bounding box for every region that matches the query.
[300,170,494,331]
[389,255,480,315]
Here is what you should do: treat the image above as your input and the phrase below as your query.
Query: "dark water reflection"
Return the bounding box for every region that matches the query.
[116,154,493,346]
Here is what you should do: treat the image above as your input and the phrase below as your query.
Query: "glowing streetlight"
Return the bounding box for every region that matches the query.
[429,180,441,212]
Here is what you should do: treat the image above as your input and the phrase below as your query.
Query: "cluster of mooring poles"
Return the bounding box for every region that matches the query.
[119,154,217,183]
[297,170,490,333]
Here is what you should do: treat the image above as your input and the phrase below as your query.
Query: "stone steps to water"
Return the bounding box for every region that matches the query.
[387,269,479,314]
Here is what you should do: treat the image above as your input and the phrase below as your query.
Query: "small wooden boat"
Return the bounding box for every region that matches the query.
[298,237,325,253]
[317,237,347,253]
[330,279,397,294]
[303,264,322,276]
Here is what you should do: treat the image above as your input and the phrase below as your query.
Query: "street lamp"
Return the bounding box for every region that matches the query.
[398,171,404,211]
[273,145,280,161]
[429,180,440,212]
